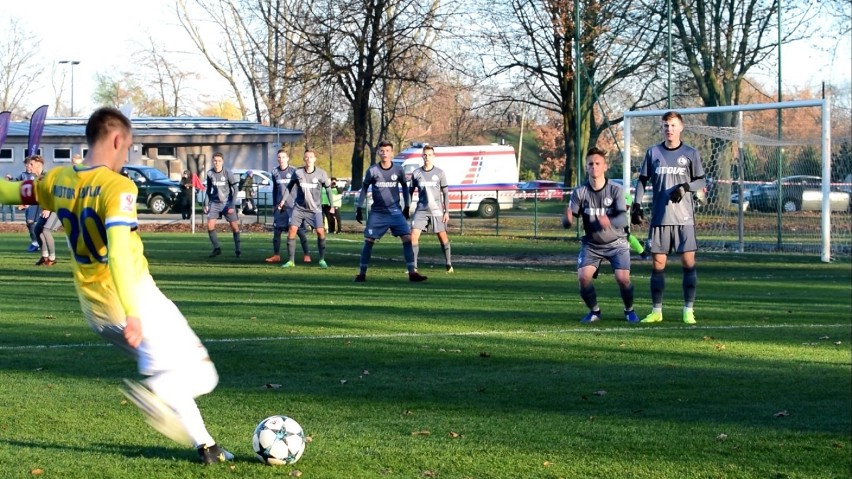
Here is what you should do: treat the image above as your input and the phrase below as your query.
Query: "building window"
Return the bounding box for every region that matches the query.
[54,148,72,163]
[158,146,176,158]
[0,148,12,163]
[82,148,88,158]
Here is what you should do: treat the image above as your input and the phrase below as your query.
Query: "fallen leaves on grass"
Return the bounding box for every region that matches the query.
[717,433,728,441]
[411,430,431,436]
[593,390,607,396]
[773,410,790,418]
[289,470,303,477]
[543,461,554,467]
[30,469,44,476]
[264,383,282,389]
[448,431,463,438]
[479,351,491,358]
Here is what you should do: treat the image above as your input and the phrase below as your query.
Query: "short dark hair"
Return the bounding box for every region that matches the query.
[213,152,224,160]
[586,146,607,159]
[378,140,393,149]
[85,107,131,147]
[662,111,683,123]
[422,145,435,154]
[304,147,317,155]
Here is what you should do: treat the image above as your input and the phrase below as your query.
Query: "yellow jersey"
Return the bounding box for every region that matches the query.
[33,165,153,324]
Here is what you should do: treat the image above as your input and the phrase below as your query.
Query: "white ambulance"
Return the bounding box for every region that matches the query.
[393,144,519,218]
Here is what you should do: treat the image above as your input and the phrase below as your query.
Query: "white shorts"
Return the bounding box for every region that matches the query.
[87,282,210,376]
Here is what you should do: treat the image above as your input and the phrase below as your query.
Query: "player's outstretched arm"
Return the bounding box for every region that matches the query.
[0,179,25,204]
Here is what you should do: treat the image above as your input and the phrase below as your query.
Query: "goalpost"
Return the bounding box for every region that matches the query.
[622,99,851,263]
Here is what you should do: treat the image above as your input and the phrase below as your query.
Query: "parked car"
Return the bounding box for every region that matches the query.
[748,175,851,212]
[515,180,567,200]
[121,165,183,214]
[233,169,274,207]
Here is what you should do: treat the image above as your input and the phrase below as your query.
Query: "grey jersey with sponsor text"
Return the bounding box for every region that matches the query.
[359,163,408,214]
[271,165,298,208]
[569,180,628,245]
[411,165,448,215]
[287,166,331,212]
[205,168,238,205]
[638,142,705,226]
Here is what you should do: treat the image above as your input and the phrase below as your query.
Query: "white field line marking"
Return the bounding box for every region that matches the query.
[0,323,848,351]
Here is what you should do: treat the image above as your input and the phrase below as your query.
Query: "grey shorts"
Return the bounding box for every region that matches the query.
[25,205,40,223]
[410,210,447,233]
[207,202,239,222]
[36,212,61,232]
[273,207,294,231]
[578,238,631,271]
[648,225,698,254]
[290,207,324,230]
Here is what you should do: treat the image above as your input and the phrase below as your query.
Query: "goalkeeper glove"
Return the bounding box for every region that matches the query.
[355,207,364,224]
[630,203,644,225]
[669,183,688,203]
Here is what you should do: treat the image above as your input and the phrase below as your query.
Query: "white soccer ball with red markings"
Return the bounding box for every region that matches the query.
[252,415,306,465]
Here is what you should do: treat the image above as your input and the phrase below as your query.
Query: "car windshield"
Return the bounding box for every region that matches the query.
[143,168,169,181]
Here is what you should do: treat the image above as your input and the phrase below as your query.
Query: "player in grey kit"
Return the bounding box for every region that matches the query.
[266,149,311,264]
[631,111,706,324]
[409,145,453,273]
[203,152,241,257]
[354,140,427,283]
[564,147,639,324]
[279,148,333,269]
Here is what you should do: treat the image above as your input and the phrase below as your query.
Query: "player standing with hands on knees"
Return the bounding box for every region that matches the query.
[0,107,233,464]
[563,147,638,324]
[631,111,706,324]
[353,140,427,283]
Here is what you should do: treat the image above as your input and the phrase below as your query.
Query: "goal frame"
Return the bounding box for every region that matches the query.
[622,99,834,262]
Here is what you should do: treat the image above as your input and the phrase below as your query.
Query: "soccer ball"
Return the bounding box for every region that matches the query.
[252,415,307,466]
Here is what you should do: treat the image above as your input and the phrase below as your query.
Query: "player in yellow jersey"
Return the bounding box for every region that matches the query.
[0,107,233,465]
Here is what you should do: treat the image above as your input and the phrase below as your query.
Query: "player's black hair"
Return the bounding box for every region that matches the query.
[586,146,608,159]
[378,140,393,149]
[85,107,131,146]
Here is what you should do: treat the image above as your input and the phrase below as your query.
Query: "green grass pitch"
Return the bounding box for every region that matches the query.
[0,231,849,478]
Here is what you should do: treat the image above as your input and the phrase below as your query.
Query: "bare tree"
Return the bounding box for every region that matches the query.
[133,37,198,116]
[479,0,664,186]
[176,0,310,126]
[0,18,42,116]
[292,0,446,188]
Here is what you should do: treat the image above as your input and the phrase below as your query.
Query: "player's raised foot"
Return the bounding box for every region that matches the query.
[682,308,697,325]
[281,261,296,268]
[209,247,222,257]
[121,379,191,446]
[640,310,663,323]
[353,274,366,283]
[624,310,640,323]
[318,259,328,269]
[27,242,39,253]
[409,271,428,282]
[197,443,234,464]
[580,310,601,324]
[446,265,454,273]
[303,254,312,263]
[265,254,281,263]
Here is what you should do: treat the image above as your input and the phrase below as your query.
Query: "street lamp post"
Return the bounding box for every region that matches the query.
[59,60,80,116]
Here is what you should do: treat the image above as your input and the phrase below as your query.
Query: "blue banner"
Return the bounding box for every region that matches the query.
[0,111,10,148]
[27,105,49,157]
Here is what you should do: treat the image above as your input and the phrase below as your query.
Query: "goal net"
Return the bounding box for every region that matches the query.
[622,99,851,262]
